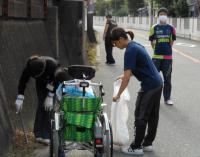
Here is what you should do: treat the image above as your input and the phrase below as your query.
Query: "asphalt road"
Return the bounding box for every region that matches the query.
[33,26,200,157]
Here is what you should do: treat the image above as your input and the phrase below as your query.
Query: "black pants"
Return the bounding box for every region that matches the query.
[131,86,162,148]
[105,38,115,63]
[153,59,172,101]
[33,80,51,139]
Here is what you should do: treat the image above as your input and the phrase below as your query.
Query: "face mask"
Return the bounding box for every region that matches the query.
[159,15,168,23]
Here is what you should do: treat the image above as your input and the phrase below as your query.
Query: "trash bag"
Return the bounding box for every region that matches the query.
[111,79,130,146]
[56,80,95,101]
[62,86,95,98]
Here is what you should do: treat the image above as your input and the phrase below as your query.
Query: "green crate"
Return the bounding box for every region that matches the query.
[64,112,95,129]
[61,97,102,112]
[61,97,102,142]
[64,125,93,142]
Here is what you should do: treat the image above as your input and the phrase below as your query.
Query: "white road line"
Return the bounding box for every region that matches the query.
[175,43,196,48]
[173,48,200,64]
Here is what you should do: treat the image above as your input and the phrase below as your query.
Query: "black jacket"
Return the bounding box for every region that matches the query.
[105,19,117,39]
[18,56,59,95]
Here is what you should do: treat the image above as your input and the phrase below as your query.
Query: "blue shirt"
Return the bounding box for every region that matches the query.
[124,42,163,91]
[149,24,176,57]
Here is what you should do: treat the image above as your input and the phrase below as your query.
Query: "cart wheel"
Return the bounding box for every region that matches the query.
[101,115,113,157]
[50,120,59,157]
[94,148,103,157]
[104,121,113,157]
[109,122,113,157]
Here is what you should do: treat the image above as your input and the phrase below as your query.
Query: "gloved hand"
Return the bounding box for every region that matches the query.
[15,95,24,113]
[44,92,54,111]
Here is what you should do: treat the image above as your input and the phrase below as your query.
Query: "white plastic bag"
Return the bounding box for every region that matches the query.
[111,79,130,146]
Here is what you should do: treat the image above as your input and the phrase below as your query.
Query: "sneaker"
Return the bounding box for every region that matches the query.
[165,100,174,105]
[143,145,153,152]
[35,137,43,143]
[42,139,50,145]
[121,146,143,155]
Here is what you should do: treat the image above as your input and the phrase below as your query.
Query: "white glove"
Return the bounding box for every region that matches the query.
[44,92,54,111]
[15,95,24,113]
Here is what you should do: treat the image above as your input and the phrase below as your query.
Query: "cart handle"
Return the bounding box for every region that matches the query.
[63,81,102,87]
[63,80,105,97]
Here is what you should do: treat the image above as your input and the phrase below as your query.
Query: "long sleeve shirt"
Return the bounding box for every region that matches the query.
[18,56,59,95]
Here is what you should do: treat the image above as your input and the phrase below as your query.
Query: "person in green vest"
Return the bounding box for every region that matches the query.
[149,7,176,105]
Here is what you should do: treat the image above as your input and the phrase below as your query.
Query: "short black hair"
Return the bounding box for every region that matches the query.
[27,56,46,78]
[106,14,112,18]
[158,7,168,16]
[54,67,72,83]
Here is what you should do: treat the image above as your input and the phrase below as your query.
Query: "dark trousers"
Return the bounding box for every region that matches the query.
[33,80,51,139]
[131,86,162,148]
[153,59,172,101]
[105,38,115,63]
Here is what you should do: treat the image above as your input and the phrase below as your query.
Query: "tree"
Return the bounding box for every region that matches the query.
[95,0,128,16]
[153,0,174,8]
[95,0,111,16]
[175,0,189,17]
[111,0,126,15]
[128,0,146,16]
[115,0,129,16]
[149,0,189,17]
[151,0,175,16]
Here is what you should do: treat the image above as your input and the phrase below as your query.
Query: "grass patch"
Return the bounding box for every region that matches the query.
[5,129,42,157]
[87,42,97,66]
[86,31,99,66]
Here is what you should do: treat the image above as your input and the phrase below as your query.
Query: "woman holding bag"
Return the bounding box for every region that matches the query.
[112,27,163,155]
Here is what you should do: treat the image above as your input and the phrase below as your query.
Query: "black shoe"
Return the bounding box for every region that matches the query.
[105,61,115,65]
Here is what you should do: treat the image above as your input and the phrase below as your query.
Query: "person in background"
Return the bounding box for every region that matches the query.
[103,14,117,64]
[149,7,176,105]
[15,55,71,145]
[112,27,163,155]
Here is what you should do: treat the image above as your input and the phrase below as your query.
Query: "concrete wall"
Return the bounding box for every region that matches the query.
[0,75,13,156]
[0,18,60,156]
[94,16,200,41]
[0,6,83,157]
[0,3,86,155]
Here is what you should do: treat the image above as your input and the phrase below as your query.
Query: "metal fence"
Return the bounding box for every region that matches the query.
[184,18,190,29]
[197,18,200,31]
[172,18,177,28]
[94,16,200,41]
